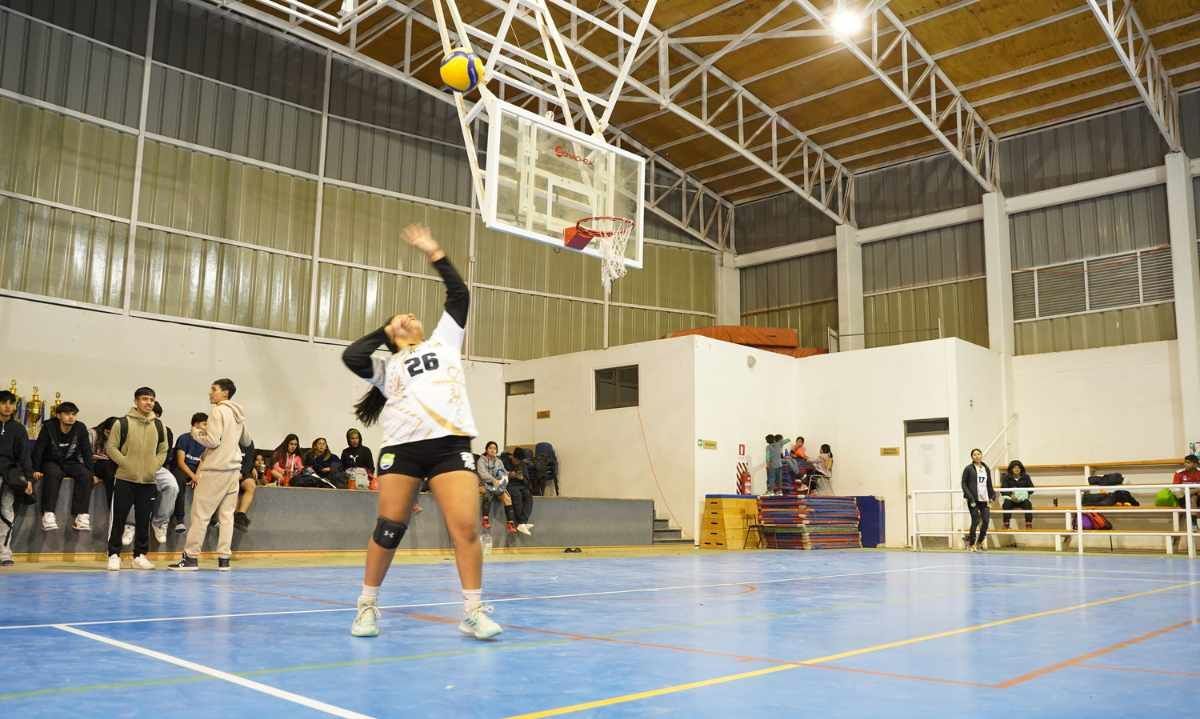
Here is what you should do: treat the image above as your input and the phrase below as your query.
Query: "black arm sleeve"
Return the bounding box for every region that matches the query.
[342,327,389,380]
[432,256,469,328]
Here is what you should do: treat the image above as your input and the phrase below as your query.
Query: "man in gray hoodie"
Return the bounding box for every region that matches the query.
[170,378,249,572]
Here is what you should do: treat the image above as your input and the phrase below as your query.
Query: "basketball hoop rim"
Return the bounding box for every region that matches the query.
[574,215,635,240]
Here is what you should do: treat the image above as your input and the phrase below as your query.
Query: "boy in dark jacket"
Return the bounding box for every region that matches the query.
[960,448,996,552]
[33,401,95,532]
[0,390,34,566]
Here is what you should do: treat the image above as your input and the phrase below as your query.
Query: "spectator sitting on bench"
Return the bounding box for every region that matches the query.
[270,434,303,486]
[1173,454,1200,529]
[171,412,208,535]
[1001,460,1035,530]
[33,401,95,532]
[341,428,375,489]
[303,438,346,488]
[234,439,257,531]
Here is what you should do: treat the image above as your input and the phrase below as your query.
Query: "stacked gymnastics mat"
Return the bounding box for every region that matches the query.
[757,495,862,550]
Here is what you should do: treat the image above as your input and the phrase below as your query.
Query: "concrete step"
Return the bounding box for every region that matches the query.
[652,537,693,544]
[653,517,671,530]
[653,527,683,541]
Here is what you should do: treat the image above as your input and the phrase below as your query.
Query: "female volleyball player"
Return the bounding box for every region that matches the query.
[341,224,500,640]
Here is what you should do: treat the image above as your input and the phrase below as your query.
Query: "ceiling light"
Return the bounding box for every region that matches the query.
[830,7,864,37]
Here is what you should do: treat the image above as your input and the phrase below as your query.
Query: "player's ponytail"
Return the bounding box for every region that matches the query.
[354,387,387,426]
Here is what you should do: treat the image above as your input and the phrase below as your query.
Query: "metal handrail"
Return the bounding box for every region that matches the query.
[908,484,1196,558]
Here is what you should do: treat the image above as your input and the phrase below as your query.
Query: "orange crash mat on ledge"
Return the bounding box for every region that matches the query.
[667,325,798,347]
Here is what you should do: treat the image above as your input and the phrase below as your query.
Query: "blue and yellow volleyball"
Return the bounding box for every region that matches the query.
[440,49,485,93]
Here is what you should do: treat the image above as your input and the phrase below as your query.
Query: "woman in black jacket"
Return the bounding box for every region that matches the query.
[960,448,996,552]
[1001,460,1035,530]
[341,429,375,475]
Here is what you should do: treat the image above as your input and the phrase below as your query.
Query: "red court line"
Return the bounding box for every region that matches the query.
[995,619,1199,688]
[1078,662,1200,679]
[401,610,987,688]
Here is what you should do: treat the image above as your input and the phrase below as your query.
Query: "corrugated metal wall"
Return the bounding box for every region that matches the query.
[861,222,988,348]
[1010,185,1169,269]
[0,96,136,216]
[1183,90,1200,158]
[1000,105,1169,196]
[147,63,322,174]
[0,196,126,306]
[0,0,718,357]
[1010,185,1175,354]
[739,251,837,349]
[855,154,983,228]
[733,193,836,254]
[0,8,142,127]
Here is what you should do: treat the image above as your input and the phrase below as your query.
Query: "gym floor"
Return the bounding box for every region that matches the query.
[3,549,1197,718]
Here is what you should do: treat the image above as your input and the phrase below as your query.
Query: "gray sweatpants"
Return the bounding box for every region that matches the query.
[1,484,16,562]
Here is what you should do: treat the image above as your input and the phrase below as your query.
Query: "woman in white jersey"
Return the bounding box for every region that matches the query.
[341,224,500,641]
[959,448,995,552]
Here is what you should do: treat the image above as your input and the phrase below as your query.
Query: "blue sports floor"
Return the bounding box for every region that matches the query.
[3,550,1198,718]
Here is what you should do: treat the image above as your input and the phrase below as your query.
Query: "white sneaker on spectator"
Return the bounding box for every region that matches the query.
[174,521,187,534]
[132,555,155,570]
[42,512,58,531]
[107,554,121,571]
[458,605,502,640]
[122,524,134,546]
[516,524,532,536]
[152,521,168,544]
[73,514,91,531]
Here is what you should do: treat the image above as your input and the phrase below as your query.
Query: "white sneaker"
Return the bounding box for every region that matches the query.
[42,512,58,531]
[516,524,532,536]
[351,599,380,637]
[152,521,168,544]
[132,555,155,570]
[107,554,121,571]
[122,525,134,546]
[458,605,502,640]
[174,522,187,534]
[73,514,91,531]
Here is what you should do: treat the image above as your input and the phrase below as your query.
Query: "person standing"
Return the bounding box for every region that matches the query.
[340,224,500,640]
[764,435,781,495]
[32,401,95,532]
[1001,460,1035,530]
[960,448,995,552]
[169,379,248,572]
[106,387,168,571]
[0,390,34,567]
[171,413,209,534]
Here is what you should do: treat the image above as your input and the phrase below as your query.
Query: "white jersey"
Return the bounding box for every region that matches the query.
[369,311,478,446]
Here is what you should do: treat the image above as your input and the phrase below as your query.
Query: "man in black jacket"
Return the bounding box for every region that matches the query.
[960,448,996,552]
[33,401,95,532]
[0,390,35,567]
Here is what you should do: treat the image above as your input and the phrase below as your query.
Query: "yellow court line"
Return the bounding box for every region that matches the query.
[506,579,1199,719]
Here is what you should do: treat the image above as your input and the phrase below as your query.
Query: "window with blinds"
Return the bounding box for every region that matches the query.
[1011,246,1174,322]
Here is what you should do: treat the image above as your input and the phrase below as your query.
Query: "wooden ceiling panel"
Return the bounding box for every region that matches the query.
[1135,0,1200,27]
[844,139,945,173]
[808,106,919,147]
[990,87,1142,135]
[777,82,901,136]
[934,14,1109,86]
[907,0,1087,57]
[982,67,1134,122]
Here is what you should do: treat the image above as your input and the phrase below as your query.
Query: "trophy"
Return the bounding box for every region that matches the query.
[22,385,46,439]
[50,392,62,416]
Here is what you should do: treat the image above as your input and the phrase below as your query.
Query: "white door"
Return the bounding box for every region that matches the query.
[505,394,536,448]
[905,432,952,544]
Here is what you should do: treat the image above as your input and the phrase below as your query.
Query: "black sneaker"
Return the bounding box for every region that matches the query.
[168,554,200,571]
[217,557,231,572]
[0,559,14,567]
[234,512,250,531]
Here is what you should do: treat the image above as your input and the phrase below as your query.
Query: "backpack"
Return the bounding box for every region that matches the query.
[1073,511,1112,530]
[1155,489,1180,507]
[116,416,165,454]
[1087,473,1124,486]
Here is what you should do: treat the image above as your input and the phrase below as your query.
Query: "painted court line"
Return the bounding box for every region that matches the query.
[505,580,1199,718]
[53,625,373,719]
[0,564,945,631]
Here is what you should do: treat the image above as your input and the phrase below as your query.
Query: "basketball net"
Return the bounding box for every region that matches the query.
[569,217,633,292]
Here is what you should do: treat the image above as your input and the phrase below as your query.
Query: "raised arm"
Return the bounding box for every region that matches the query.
[402,224,469,328]
[342,327,389,380]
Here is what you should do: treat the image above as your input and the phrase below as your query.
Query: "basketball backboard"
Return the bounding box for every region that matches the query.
[482,98,644,269]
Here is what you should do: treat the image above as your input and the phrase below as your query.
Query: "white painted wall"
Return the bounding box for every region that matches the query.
[502,337,697,537]
[953,340,1006,470]
[794,339,987,547]
[692,338,797,526]
[1012,341,1185,464]
[0,297,505,456]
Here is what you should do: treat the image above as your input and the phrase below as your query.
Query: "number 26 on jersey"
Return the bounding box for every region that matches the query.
[404,353,440,377]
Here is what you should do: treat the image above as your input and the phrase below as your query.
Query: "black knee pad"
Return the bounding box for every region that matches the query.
[372,517,408,549]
